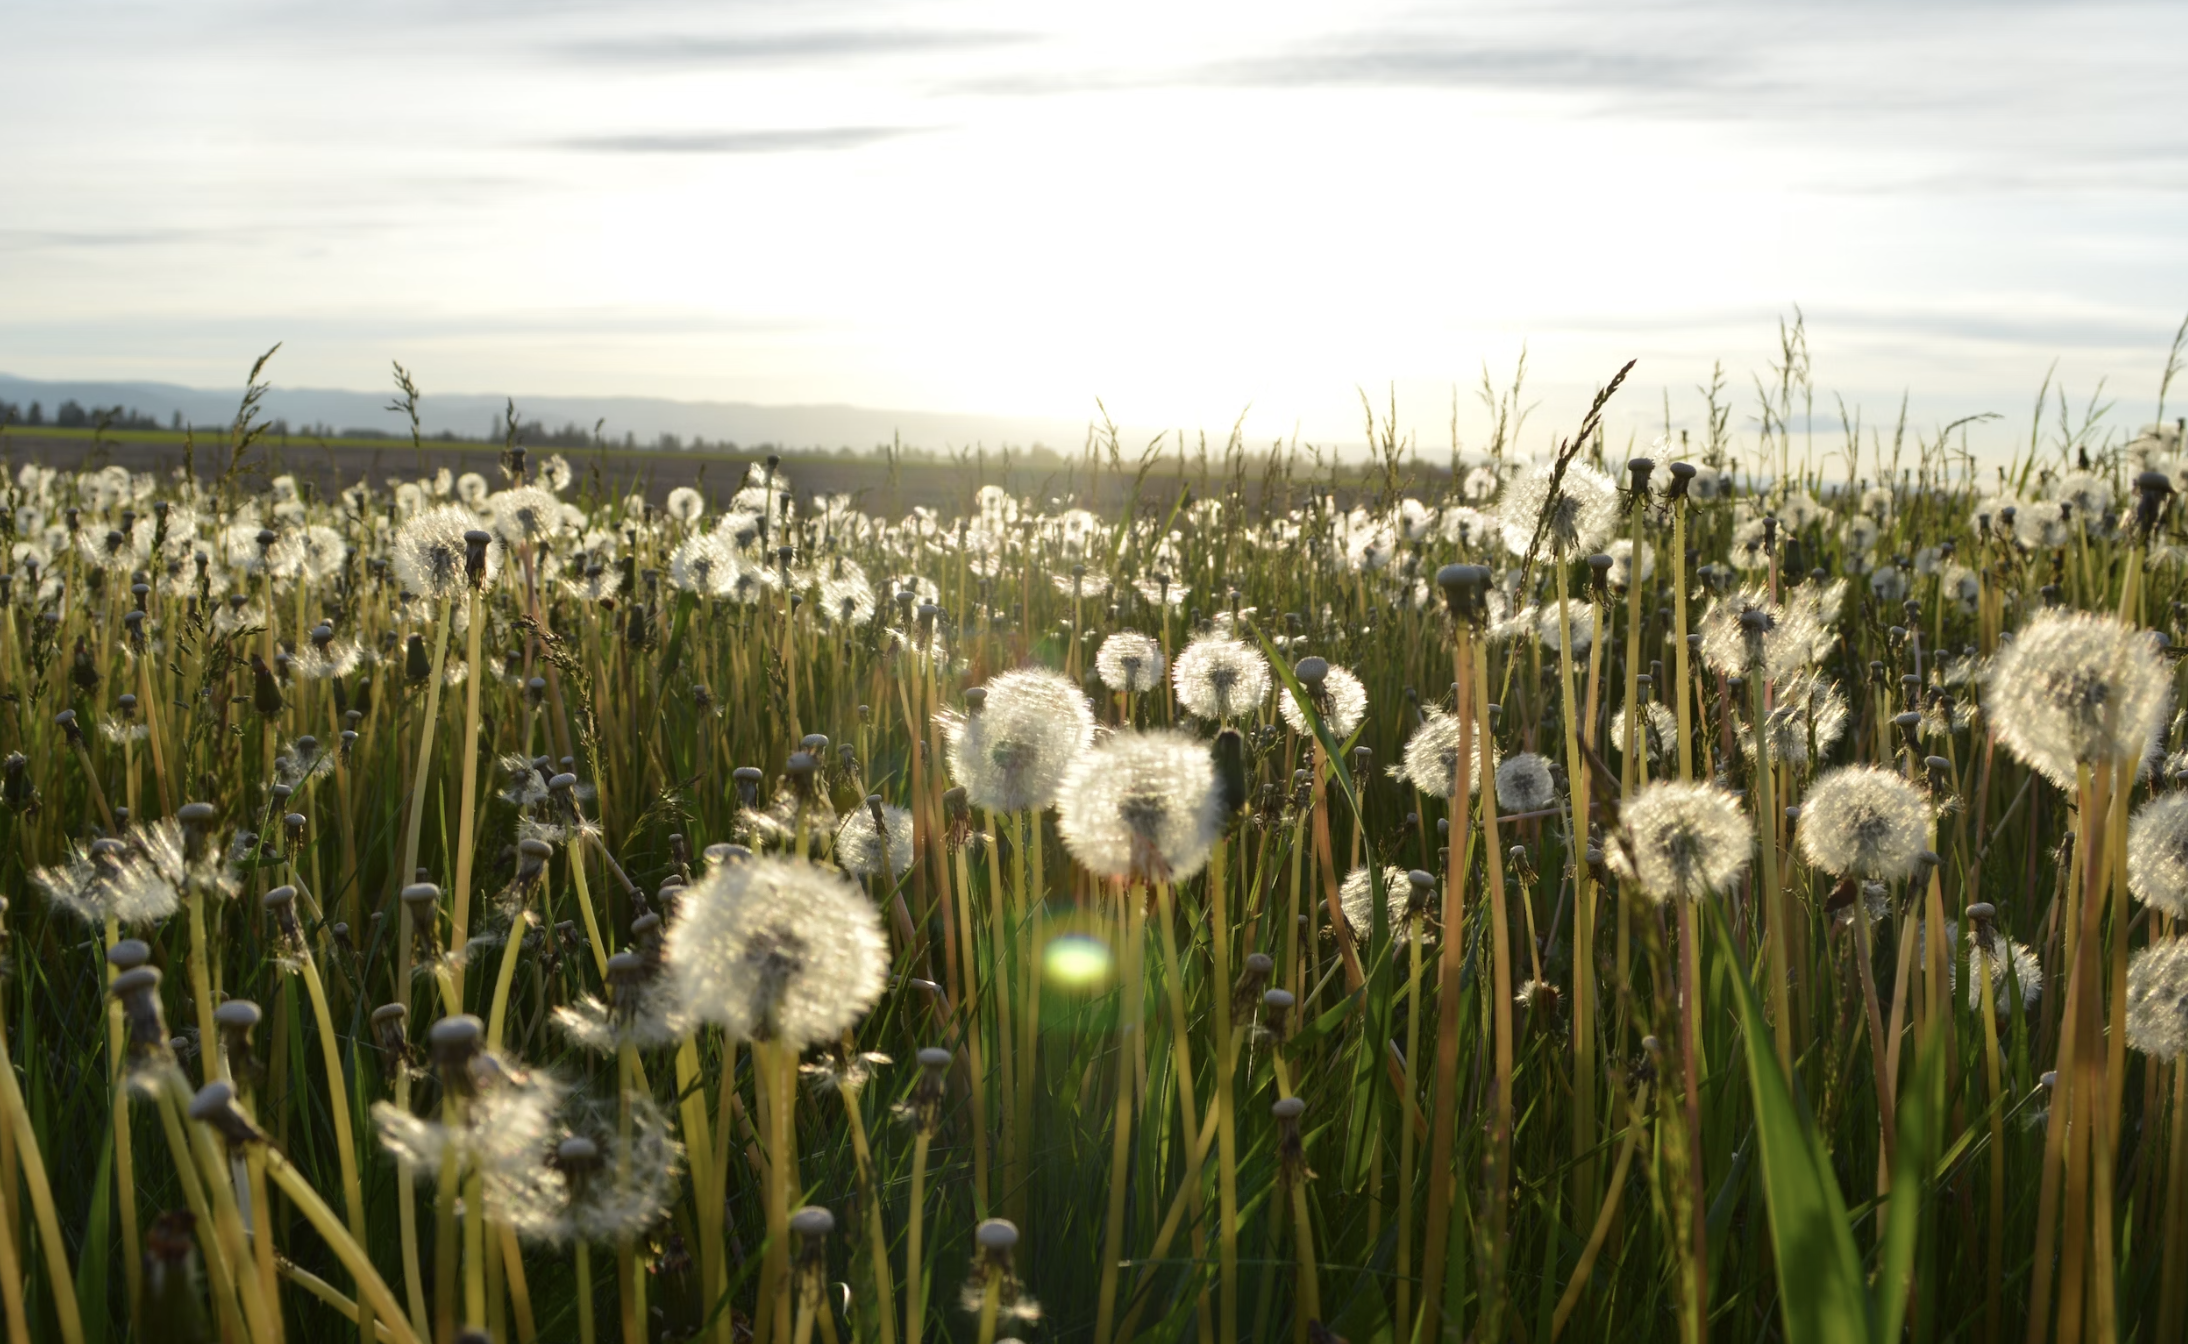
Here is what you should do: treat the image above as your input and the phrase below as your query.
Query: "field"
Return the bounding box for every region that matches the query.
[1,346,2186,1344]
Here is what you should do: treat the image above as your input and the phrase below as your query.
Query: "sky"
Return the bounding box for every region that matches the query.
[4,0,2186,461]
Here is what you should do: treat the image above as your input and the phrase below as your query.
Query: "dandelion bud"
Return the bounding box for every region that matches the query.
[790,1205,835,1277]
[401,882,440,953]
[110,966,169,1058]
[176,801,218,855]
[517,837,555,885]
[704,843,750,869]
[429,1014,485,1092]
[1924,756,1954,793]
[188,1080,265,1148]
[1436,564,1490,621]
[263,885,304,948]
[108,938,151,971]
[55,708,84,748]
[785,751,820,799]
[463,528,492,586]
[1,753,29,814]
[372,1003,409,1069]
[406,633,430,683]
[1262,987,1295,1041]
[214,1000,262,1087]
[1295,656,1329,689]
[1627,457,1655,493]
[1233,954,1274,1023]
[1587,552,1614,600]
[733,767,764,809]
[1271,1095,1310,1187]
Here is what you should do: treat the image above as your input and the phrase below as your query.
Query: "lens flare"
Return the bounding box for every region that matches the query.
[1043,933,1114,989]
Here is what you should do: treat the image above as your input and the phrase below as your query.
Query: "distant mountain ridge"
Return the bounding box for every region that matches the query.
[0,372,1096,453]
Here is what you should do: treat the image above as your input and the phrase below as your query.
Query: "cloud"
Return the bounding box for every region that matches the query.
[547,126,926,154]
[548,27,1028,69]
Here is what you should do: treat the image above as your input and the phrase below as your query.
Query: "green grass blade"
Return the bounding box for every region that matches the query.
[1705,900,1875,1344]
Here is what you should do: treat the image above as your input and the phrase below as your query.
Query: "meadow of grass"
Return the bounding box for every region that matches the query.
[1,327,2187,1344]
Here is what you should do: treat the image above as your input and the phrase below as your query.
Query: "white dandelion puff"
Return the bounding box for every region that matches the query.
[664,856,889,1046]
[1741,673,1850,769]
[668,533,742,598]
[1394,710,1493,800]
[1278,663,1369,740]
[1499,461,1618,558]
[391,506,493,603]
[1173,636,1271,722]
[1338,866,1434,944]
[1610,699,1678,766]
[373,1049,566,1227]
[1055,729,1226,885]
[1797,766,1931,882]
[1986,610,2173,789]
[834,801,916,880]
[1608,781,1751,903]
[938,668,1096,813]
[664,487,705,524]
[1095,631,1166,696]
[2126,940,2188,1059]
[1494,752,1558,812]
[2127,792,2188,917]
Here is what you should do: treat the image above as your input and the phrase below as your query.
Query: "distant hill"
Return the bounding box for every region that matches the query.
[0,372,1096,454]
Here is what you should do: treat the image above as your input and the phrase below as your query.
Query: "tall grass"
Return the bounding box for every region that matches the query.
[0,323,2184,1344]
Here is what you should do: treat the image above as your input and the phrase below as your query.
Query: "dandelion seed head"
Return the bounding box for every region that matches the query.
[2128,792,2188,917]
[668,533,742,598]
[1339,865,1434,945]
[391,506,487,604]
[664,855,889,1046]
[2126,939,2188,1059]
[1986,610,2172,788]
[664,487,705,524]
[1095,631,1166,696]
[1698,588,1807,681]
[1499,461,1618,558]
[1797,766,1931,881]
[1609,781,1751,903]
[1495,752,1558,813]
[834,802,915,880]
[1279,663,1368,740]
[373,1049,566,1222]
[1055,729,1226,885]
[1742,673,1850,769]
[940,668,1095,813]
[1173,636,1272,722]
[1396,710,1492,800]
[1610,699,1678,765]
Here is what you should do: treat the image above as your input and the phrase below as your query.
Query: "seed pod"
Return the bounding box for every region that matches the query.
[1232,953,1274,1024]
[213,1000,263,1088]
[188,1080,265,1148]
[428,1014,485,1095]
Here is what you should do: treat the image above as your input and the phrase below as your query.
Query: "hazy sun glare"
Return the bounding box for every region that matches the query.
[3,0,2184,453]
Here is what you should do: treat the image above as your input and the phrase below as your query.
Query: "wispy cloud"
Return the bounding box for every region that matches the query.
[548,27,1029,70]
[548,126,925,155]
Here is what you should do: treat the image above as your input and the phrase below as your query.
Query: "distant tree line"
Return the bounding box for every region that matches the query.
[0,400,178,430]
